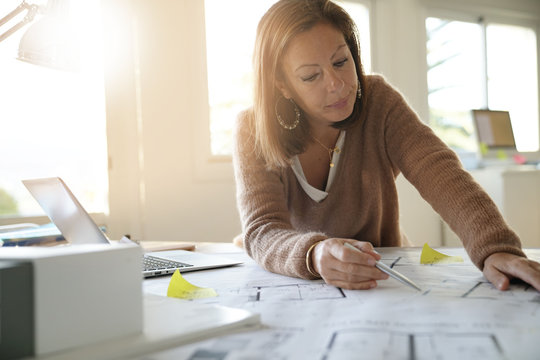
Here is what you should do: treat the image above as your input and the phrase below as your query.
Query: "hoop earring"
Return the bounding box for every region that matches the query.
[275,96,300,130]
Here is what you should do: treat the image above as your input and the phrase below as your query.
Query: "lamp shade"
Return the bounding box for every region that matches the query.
[17,13,79,71]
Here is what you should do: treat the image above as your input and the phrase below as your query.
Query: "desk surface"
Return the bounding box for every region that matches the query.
[140,245,540,360]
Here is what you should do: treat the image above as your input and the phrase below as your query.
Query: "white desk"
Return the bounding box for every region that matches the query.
[139,244,540,360]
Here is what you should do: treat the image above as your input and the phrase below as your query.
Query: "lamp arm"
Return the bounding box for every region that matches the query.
[0,1,39,43]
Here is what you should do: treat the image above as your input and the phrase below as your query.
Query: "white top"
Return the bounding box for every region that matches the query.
[291,131,346,202]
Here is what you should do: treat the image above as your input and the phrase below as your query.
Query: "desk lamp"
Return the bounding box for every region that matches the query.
[0,0,78,71]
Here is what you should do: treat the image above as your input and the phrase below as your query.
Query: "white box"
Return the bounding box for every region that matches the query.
[0,243,142,357]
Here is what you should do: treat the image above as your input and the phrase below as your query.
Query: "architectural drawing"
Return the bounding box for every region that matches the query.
[323,328,503,360]
[139,248,540,360]
[249,283,346,302]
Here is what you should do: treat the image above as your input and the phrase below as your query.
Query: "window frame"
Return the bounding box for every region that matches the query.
[422,1,540,159]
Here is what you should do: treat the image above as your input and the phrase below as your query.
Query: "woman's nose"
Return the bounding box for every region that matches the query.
[326,69,344,93]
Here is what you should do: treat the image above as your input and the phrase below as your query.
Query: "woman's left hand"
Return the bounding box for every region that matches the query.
[483,252,540,291]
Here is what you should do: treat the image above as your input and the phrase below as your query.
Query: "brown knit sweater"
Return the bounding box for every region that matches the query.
[233,74,525,279]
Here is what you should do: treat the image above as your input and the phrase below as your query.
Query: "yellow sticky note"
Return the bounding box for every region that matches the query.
[496,150,508,160]
[167,269,217,299]
[420,243,463,264]
[479,142,488,155]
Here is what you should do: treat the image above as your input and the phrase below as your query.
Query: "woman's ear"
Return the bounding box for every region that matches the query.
[275,79,292,99]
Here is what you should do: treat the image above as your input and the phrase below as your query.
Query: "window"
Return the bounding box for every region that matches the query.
[204,0,371,156]
[487,23,539,152]
[426,16,539,153]
[0,0,108,218]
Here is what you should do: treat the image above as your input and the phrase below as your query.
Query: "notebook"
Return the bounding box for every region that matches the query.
[22,177,242,278]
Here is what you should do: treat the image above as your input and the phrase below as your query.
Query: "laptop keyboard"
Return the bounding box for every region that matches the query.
[143,255,194,272]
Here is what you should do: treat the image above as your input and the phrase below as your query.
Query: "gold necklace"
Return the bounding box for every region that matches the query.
[312,135,341,168]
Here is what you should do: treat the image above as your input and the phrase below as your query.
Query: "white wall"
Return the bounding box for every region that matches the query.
[104,0,240,243]
[102,0,540,245]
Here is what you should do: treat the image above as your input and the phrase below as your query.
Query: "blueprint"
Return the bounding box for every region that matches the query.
[139,247,540,360]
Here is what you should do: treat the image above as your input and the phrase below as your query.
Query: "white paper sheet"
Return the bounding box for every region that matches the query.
[140,247,540,360]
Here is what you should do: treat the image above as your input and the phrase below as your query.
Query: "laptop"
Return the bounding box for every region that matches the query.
[471,109,520,167]
[22,177,242,278]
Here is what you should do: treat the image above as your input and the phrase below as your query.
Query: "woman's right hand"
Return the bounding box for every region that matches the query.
[311,238,388,290]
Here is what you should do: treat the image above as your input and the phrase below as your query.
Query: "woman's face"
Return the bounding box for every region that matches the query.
[277,22,358,128]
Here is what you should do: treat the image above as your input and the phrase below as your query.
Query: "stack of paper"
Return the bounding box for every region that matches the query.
[40,294,260,360]
[0,223,66,247]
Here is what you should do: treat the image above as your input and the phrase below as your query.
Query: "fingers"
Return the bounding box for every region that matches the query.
[328,279,377,290]
[340,243,378,266]
[313,239,388,290]
[521,261,540,291]
[323,263,389,282]
[483,262,511,291]
[483,253,540,292]
[343,240,381,261]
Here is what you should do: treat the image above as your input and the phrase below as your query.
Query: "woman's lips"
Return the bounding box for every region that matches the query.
[326,93,351,109]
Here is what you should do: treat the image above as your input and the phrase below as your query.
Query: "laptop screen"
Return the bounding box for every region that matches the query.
[472,109,516,149]
[22,177,110,245]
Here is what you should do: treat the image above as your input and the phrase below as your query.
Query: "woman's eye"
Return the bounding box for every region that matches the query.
[334,58,348,67]
[301,73,319,82]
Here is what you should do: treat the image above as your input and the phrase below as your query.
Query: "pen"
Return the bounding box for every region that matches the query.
[343,242,422,291]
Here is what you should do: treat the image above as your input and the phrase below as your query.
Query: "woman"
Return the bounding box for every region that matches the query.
[232,0,540,291]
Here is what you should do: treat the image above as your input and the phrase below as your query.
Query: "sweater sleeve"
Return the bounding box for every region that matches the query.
[232,110,327,279]
[372,76,525,269]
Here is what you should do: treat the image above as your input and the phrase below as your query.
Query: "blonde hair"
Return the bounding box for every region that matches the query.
[252,0,366,169]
